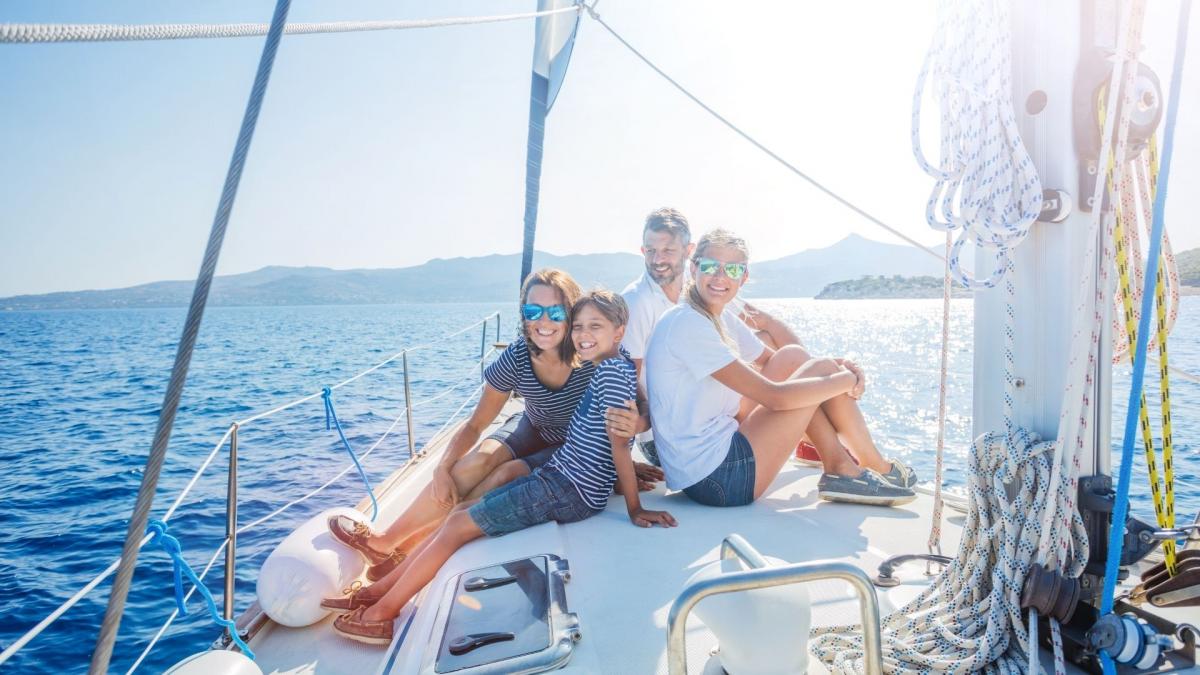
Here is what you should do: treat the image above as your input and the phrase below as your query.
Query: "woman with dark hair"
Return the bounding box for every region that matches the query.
[646,230,916,508]
[327,290,675,644]
[326,269,660,582]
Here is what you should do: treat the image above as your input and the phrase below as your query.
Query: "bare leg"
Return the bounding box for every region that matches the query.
[364,500,477,599]
[361,507,485,622]
[742,345,860,477]
[366,439,513,553]
[738,348,849,499]
[464,460,530,500]
[804,407,865,477]
[818,394,892,474]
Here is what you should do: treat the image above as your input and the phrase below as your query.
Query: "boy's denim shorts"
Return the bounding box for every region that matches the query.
[682,431,757,507]
[468,465,600,537]
[486,412,555,461]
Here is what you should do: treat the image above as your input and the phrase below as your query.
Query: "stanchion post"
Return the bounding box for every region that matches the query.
[223,423,239,628]
[480,319,488,381]
[403,350,416,459]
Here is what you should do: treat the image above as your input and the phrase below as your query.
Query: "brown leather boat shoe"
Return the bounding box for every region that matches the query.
[327,514,392,565]
[365,551,407,583]
[320,581,381,615]
[333,607,394,645]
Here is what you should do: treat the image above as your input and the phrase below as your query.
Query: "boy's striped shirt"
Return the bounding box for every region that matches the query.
[547,354,638,510]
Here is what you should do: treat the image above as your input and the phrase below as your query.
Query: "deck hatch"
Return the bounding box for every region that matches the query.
[432,554,579,674]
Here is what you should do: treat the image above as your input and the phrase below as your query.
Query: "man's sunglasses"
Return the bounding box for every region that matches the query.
[522,303,568,322]
[694,257,747,280]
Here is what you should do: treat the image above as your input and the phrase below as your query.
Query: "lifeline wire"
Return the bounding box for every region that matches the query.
[88,2,293,672]
[0,314,498,667]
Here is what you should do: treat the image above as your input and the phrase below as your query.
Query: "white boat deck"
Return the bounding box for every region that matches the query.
[243,401,1196,674]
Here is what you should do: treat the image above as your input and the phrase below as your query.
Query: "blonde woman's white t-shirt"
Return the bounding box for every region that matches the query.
[645,304,765,489]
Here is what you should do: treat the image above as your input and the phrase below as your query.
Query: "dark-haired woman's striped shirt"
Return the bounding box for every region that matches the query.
[483,339,594,445]
[546,355,638,510]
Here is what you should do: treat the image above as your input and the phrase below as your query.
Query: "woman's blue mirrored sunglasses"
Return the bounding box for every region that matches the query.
[522,303,568,322]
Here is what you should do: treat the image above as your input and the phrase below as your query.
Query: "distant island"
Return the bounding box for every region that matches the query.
[816,275,972,299]
[3,238,1195,310]
[1181,247,1200,293]
[0,235,947,310]
[818,246,1200,299]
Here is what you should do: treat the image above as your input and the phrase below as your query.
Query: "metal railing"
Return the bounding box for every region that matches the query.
[666,534,883,675]
[0,311,503,671]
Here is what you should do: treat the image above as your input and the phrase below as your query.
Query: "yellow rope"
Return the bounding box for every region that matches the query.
[1147,137,1177,572]
[1100,92,1177,575]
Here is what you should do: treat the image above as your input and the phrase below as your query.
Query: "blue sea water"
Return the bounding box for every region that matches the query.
[0,298,1196,673]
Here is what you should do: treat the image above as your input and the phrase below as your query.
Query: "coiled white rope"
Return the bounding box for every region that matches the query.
[810,0,1157,671]
[910,0,1042,289]
[0,7,579,44]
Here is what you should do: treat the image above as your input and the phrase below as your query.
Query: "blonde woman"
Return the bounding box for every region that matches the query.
[645,230,915,507]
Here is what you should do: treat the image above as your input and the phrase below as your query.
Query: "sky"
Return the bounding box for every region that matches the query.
[1,1,1197,297]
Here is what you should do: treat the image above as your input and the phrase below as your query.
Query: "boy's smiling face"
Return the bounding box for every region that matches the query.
[572,303,625,362]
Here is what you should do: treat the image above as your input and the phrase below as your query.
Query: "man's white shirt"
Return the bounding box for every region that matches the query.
[620,271,679,444]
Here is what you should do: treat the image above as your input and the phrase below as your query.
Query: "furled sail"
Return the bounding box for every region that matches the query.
[519,0,581,287]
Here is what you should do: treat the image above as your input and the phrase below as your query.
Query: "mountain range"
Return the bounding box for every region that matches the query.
[14,235,1183,310]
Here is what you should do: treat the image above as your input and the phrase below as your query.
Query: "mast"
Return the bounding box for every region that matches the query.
[974,0,1112,483]
[518,1,582,288]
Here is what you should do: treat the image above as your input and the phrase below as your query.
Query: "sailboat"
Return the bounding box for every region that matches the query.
[0,0,1196,673]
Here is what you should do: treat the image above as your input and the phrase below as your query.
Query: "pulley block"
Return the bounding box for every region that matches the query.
[1087,613,1173,670]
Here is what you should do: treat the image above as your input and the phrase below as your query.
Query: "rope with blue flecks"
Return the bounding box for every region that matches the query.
[809,0,1157,671]
[910,0,1042,289]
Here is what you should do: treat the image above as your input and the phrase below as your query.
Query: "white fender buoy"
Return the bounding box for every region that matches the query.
[256,506,368,627]
[685,555,812,675]
[164,650,263,675]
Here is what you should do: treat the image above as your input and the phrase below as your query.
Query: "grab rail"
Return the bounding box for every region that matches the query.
[666,534,882,675]
[0,311,502,670]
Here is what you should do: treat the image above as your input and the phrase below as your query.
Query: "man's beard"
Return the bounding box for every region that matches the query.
[647,262,681,285]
